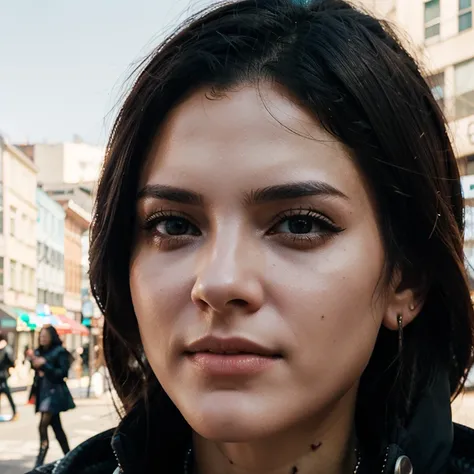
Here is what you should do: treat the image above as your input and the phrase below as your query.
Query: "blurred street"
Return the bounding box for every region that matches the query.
[453,390,474,428]
[0,385,118,474]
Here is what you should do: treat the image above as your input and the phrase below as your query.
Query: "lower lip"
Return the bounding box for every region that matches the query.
[187,352,279,375]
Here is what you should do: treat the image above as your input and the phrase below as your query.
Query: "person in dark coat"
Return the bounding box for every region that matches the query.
[0,332,17,419]
[28,326,75,468]
[27,0,474,473]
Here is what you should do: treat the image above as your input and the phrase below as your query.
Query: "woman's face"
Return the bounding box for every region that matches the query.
[39,329,52,347]
[131,84,397,441]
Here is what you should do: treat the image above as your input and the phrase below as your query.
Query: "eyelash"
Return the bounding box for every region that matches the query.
[269,207,344,235]
[142,207,344,250]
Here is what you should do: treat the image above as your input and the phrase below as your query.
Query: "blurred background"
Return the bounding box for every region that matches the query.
[0,0,473,472]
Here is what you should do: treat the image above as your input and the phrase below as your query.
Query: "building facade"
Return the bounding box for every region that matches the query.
[62,200,91,323]
[360,0,474,161]
[36,187,65,308]
[20,141,104,186]
[0,141,38,357]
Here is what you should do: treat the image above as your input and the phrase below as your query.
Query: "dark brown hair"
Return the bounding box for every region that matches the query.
[90,0,474,453]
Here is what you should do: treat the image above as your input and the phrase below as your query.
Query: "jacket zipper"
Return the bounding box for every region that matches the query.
[112,446,124,473]
[380,446,390,473]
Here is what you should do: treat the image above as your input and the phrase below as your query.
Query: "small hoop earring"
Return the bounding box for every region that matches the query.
[397,314,403,354]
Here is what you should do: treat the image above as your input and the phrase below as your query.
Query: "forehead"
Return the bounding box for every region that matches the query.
[143,84,368,204]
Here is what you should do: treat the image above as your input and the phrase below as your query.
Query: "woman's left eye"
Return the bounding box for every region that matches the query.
[273,215,323,234]
[268,211,343,241]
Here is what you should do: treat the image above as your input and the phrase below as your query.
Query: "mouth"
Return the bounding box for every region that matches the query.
[185,335,281,357]
[184,336,283,375]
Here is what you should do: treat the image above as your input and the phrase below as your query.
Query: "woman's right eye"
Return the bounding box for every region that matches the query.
[145,214,201,237]
[156,216,200,236]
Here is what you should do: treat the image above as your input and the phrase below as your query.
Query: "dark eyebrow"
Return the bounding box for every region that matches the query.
[244,181,348,205]
[137,184,203,205]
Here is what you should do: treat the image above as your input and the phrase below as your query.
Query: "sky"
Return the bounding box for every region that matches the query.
[0,0,216,145]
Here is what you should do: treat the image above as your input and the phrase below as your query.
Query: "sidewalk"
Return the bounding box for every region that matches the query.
[0,388,118,474]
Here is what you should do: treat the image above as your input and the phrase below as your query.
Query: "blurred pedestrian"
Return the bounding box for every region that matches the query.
[28,326,75,468]
[80,344,89,375]
[0,332,17,420]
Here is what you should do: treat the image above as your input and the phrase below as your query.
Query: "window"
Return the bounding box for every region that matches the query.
[9,207,16,236]
[38,289,45,304]
[30,268,35,295]
[10,260,16,290]
[0,183,3,235]
[424,0,441,39]
[20,264,26,293]
[455,59,474,119]
[428,72,445,110]
[21,214,27,241]
[0,257,4,286]
[459,0,472,32]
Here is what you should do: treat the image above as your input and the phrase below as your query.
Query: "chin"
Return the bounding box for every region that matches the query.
[188,414,269,442]
[177,392,283,442]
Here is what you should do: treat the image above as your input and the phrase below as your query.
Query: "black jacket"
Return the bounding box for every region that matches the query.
[0,344,15,380]
[27,372,474,474]
[30,346,75,415]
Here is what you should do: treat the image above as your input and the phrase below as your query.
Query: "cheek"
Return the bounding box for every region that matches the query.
[129,250,193,363]
[268,223,385,379]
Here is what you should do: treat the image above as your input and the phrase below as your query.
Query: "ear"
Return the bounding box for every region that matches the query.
[382,270,424,331]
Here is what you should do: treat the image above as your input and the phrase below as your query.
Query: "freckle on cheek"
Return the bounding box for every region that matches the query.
[320,315,325,320]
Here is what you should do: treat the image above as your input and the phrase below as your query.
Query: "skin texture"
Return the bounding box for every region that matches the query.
[130,84,418,474]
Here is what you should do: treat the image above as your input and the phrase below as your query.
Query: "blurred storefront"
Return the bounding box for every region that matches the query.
[36,304,88,351]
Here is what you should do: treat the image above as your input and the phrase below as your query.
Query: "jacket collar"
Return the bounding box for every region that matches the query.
[385,368,453,473]
[110,371,457,474]
[111,390,191,473]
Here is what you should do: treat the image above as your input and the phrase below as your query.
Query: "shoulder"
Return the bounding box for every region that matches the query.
[46,346,68,360]
[25,428,117,474]
[450,423,474,473]
[52,346,67,355]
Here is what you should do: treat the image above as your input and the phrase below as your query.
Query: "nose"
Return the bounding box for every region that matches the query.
[191,231,264,315]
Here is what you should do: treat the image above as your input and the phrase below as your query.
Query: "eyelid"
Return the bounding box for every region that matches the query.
[142,208,200,230]
[268,207,343,233]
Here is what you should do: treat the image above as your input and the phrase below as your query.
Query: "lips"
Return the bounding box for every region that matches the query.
[185,335,280,358]
[184,336,282,376]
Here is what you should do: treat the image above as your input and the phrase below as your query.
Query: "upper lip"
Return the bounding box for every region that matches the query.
[185,336,278,356]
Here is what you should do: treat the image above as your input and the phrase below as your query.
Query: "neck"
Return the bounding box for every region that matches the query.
[192,391,358,474]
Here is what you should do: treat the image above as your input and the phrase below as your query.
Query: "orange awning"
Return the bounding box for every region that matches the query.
[49,308,89,336]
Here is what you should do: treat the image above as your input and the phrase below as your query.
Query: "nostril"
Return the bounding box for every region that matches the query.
[228,298,248,308]
[194,298,210,312]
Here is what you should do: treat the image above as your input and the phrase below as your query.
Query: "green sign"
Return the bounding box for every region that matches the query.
[19,313,30,323]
